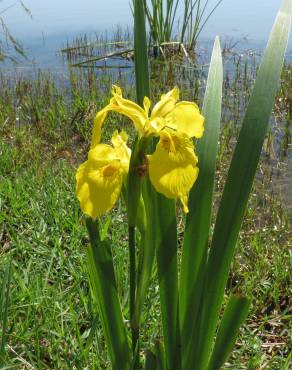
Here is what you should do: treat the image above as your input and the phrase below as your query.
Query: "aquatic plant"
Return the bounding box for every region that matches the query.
[0,1,30,62]
[75,0,291,369]
[143,0,224,50]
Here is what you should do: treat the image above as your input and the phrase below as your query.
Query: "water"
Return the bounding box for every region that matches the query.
[4,0,291,40]
[2,0,291,69]
[1,0,291,215]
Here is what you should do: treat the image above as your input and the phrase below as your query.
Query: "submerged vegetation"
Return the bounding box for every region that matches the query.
[0,0,291,369]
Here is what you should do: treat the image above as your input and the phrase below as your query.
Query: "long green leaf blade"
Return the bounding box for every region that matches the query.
[86,219,131,370]
[207,296,250,370]
[179,36,223,367]
[197,1,292,367]
[0,260,11,365]
[134,0,150,104]
[156,195,181,370]
[145,349,158,370]
[134,183,157,327]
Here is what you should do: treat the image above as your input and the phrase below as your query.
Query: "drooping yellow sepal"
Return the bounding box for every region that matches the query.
[76,131,131,218]
[165,101,205,138]
[148,131,199,212]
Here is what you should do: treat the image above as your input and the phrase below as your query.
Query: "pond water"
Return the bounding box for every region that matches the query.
[1,0,291,216]
[2,0,292,68]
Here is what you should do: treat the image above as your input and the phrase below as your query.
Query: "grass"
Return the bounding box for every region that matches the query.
[0,51,291,368]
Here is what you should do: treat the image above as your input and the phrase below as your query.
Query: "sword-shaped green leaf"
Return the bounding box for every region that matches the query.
[86,219,131,370]
[156,195,181,370]
[197,1,292,367]
[207,296,250,370]
[134,0,150,104]
[179,37,223,367]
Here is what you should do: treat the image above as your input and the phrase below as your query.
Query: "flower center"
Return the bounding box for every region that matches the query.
[103,164,118,177]
[161,134,178,153]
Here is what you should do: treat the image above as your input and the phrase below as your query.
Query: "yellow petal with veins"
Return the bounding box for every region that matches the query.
[165,101,205,138]
[148,131,199,212]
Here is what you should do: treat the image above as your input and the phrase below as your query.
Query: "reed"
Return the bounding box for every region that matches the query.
[143,0,224,50]
[0,1,31,62]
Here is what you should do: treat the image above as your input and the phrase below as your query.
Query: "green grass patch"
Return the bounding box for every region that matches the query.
[0,57,291,368]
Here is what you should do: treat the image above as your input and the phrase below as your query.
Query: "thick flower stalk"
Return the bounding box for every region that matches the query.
[80,86,204,215]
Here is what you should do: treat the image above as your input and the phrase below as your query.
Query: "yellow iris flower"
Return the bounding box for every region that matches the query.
[76,86,204,218]
[90,86,204,213]
[76,131,131,219]
[91,85,204,146]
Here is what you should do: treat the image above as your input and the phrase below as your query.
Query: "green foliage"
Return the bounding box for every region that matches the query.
[0,76,290,369]
[83,1,291,369]
[0,2,291,368]
[0,260,11,365]
[143,0,179,45]
[179,36,223,368]
[143,0,224,48]
[86,219,131,369]
[195,2,292,367]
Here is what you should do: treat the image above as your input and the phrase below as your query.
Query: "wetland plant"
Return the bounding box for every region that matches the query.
[143,0,224,51]
[75,0,292,369]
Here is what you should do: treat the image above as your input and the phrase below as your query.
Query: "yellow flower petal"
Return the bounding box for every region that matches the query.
[111,129,128,146]
[148,131,199,212]
[145,117,166,135]
[165,101,205,138]
[76,158,123,219]
[143,96,151,115]
[150,86,180,119]
[111,130,131,172]
[91,107,109,148]
[88,144,117,166]
[76,132,131,218]
[180,195,190,213]
[110,85,147,133]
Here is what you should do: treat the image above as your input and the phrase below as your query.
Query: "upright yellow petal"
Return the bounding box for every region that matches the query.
[91,107,109,148]
[110,85,147,133]
[143,96,151,115]
[165,101,205,138]
[150,86,180,119]
[145,117,166,136]
[111,130,131,172]
[148,131,199,212]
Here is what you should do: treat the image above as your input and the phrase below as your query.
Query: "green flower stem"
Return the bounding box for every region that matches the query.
[127,136,149,362]
[127,136,148,228]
